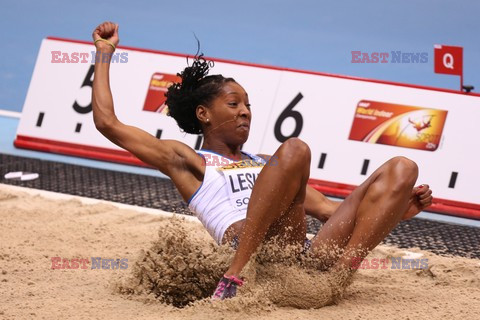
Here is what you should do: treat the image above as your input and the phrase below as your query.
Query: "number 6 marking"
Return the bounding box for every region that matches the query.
[274,92,304,142]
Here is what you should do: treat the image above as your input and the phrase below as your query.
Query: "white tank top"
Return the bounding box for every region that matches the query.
[187,150,267,244]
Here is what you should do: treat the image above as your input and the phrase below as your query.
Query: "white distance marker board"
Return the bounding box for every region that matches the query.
[15,37,480,218]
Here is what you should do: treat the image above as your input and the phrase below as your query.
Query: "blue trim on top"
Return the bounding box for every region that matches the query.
[241,151,267,164]
[187,180,204,205]
[199,148,253,161]
[187,152,206,205]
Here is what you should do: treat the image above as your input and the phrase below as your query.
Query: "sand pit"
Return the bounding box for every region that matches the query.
[1,184,479,319]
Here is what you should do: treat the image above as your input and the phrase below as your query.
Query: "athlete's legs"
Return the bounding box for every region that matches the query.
[310,156,419,270]
[224,138,311,277]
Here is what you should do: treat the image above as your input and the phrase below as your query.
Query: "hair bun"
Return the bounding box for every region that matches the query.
[165,54,235,134]
[178,54,214,92]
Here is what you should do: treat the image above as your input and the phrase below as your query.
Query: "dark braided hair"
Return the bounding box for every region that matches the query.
[165,55,236,134]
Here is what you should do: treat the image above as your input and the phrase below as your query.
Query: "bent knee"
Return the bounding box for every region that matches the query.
[388,156,418,188]
[278,138,311,164]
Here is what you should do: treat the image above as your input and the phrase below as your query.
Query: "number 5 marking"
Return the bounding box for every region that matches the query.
[72,65,95,114]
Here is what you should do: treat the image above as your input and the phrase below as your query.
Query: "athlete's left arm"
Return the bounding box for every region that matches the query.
[402,184,433,220]
[304,185,341,222]
[257,153,340,222]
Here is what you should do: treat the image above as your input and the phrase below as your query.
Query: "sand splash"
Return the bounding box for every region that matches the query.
[115,217,350,309]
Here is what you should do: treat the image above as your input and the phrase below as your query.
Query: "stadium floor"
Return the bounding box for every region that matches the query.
[1,152,479,260]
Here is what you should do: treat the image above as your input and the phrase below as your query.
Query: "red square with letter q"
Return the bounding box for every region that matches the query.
[434,45,463,76]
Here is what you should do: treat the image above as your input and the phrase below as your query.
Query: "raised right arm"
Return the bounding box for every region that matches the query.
[91,22,204,199]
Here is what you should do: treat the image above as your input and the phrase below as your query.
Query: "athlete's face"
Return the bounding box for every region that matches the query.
[202,81,252,145]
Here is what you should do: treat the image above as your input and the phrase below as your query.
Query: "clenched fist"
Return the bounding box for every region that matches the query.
[402,184,433,220]
[92,21,119,51]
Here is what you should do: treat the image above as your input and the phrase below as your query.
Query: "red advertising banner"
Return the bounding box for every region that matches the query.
[434,45,463,76]
[143,72,181,113]
[348,100,448,151]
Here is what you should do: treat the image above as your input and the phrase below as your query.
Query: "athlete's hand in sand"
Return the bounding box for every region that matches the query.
[402,184,433,220]
[92,21,119,52]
